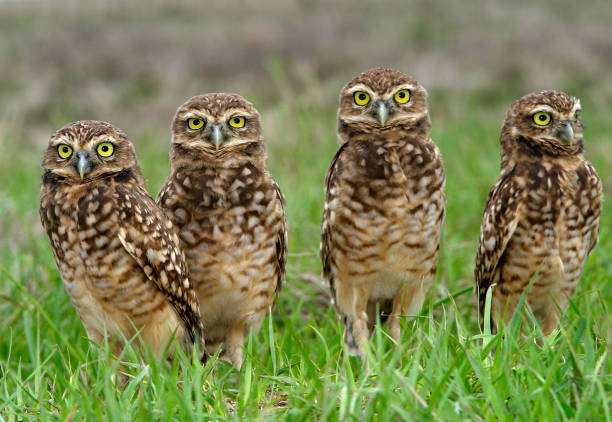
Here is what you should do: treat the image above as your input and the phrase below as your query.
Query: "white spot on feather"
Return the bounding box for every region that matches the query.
[484,237,496,251]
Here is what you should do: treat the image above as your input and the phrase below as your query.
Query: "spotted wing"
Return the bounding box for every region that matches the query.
[320,143,348,301]
[474,168,526,320]
[583,161,602,256]
[115,184,204,350]
[271,180,288,296]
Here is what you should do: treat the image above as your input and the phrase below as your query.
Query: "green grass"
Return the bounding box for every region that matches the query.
[0,90,610,421]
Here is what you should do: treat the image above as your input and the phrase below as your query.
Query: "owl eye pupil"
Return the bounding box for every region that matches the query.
[234,118,239,123]
[398,92,405,98]
[359,93,366,100]
[62,146,68,152]
[101,145,108,152]
[539,115,546,121]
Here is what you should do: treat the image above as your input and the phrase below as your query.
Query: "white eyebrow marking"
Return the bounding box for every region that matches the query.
[182,112,211,120]
[51,138,74,146]
[346,83,417,99]
[346,84,375,95]
[220,109,255,122]
[390,83,416,93]
[531,105,555,114]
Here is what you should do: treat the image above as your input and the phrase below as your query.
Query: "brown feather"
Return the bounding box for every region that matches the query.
[39,120,205,365]
[157,93,287,369]
[475,91,601,334]
[321,68,445,359]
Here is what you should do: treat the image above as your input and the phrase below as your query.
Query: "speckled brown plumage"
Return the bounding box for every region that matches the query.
[39,121,205,366]
[320,68,446,359]
[157,94,287,369]
[475,90,602,335]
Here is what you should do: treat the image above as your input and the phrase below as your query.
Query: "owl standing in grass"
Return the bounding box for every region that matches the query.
[157,94,287,370]
[39,121,205,366]
[320,68,446,359]
[475,90,601,335]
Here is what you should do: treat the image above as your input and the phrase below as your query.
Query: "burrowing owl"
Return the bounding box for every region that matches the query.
[157,93,287,369]
[320,68,446,359]
[39,121,205,364]
[475,90,601,335]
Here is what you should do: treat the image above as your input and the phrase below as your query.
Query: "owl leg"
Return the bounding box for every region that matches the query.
[343,317,358,354]
[204,327,225,358]
[534,293,567,336]
[388,293,405,344]
[84,326,105,346]
[389,276,430,343]
[83,326,130,388]
[84,325,126,359]
[336,281,371,361]
[366,299,391,334]
[226,321,247,370]
[537,311,560,337]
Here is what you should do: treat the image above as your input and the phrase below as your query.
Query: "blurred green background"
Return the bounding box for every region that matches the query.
[2,0,612,139]
[0,0,611,419]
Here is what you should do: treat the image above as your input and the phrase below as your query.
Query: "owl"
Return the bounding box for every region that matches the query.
[156,93,287,370]
[320,68,446,359]
[39,120,205,366]
[475,90,602,335]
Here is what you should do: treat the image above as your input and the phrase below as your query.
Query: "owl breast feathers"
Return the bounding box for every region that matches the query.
[39,120,205,364]
[157,93,287,370]
[475,90,602,335]
[321,68,445,360]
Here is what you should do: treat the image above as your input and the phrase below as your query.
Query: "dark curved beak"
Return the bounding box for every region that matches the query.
[76,151,92,179]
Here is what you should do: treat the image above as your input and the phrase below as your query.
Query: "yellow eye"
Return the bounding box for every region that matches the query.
[57,144,72,159]
[97,142,114,158]
[353,91,370,106]
[533,112,551,126]
[187,118,205,130]
[394,89,411,104]
[229,116,246,128]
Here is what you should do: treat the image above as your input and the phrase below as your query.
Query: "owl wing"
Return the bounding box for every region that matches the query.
[320,142,348,299]
[271,180,288,296]
[474,167,526,317]
[39,175,67,265]
[583,161,602,256]
[114,184,204,348]
[155,177,175,212]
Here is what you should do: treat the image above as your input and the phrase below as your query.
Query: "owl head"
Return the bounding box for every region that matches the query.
[501,90,583,159]
[170,93,264,164]
[42,120,142,184]
[337,67,430,142]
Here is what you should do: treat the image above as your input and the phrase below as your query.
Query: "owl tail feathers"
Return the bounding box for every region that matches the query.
[181,323,208,365]
[195,325,208,365]
[197,338,208,365]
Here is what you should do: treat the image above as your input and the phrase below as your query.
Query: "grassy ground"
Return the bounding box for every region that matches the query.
[1,1,611,420]
[0,87,610,420]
